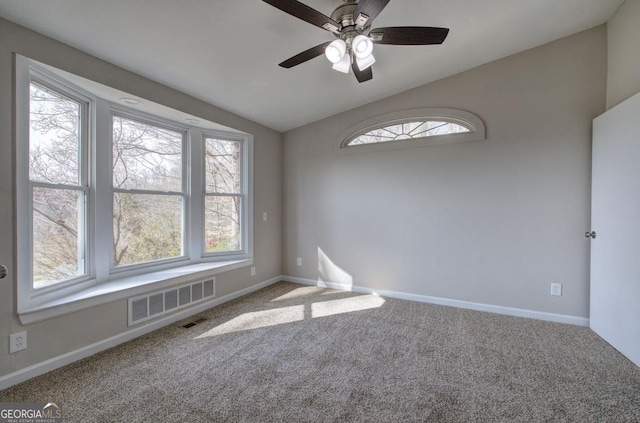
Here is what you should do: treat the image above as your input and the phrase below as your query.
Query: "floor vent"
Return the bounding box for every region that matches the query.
[182,317,207,329]
[128,278,215,326]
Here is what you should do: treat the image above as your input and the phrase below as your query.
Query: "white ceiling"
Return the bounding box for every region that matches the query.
[0,0,624,132]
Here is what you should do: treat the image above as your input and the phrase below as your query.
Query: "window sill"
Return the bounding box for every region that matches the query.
[18,259,253,325]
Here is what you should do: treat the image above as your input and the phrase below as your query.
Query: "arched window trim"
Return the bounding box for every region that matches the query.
[335,108,485,154]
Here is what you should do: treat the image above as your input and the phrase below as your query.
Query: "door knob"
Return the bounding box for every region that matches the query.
[0,265,6,279]
[585,231,596,239]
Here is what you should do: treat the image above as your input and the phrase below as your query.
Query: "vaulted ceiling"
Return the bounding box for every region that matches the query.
[0,0,624,132]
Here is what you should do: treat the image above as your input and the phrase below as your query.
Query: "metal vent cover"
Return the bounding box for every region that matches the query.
[128,278,215,326]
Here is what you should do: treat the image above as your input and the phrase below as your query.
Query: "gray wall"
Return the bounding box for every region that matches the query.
[0,18,282,377]
[607,0,640,109]
[283,26,607,319]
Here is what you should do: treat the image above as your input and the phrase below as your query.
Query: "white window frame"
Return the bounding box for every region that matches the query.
[16,63,94,298]
[201,133,253,259]
[15,55,254,321]
[335,108,486,155]
[108,110,190,273]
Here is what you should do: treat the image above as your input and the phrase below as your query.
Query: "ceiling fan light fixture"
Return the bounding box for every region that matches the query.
[352,35,374,59]
[332,53,351,73]
[325,39,347,64]
[356,53,376,71]
[262,0,450,83]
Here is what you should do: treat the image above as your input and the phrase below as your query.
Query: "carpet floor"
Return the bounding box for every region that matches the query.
[1,281,639,422]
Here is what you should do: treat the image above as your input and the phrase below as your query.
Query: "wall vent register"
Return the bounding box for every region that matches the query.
[128,278,215,326]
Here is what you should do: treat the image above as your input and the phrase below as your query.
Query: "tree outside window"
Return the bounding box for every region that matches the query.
[29,82,87,289]
[204,138,242,253]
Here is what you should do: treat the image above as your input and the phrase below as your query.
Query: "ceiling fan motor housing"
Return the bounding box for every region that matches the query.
[331,1,370,45]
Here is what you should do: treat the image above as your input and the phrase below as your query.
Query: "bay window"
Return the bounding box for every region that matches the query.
[16,56,253,320]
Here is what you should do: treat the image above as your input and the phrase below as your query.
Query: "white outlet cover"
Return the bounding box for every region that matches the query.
[262,212,267,221]
[251,267,256,276]
[9,331,27,353]
[551,283,562,296]
[296,257,302,266]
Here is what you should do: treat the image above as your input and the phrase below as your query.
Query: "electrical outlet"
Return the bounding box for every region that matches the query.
[296,257,302,266]
[251,266,256,276]
[9,331,27,353]
[550,283,562,296]
[262,212,268,222]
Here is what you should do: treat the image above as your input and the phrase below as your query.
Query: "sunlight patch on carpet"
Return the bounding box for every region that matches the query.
[311,295,385,318]
[195,305,305,337]
[196,295,385,337]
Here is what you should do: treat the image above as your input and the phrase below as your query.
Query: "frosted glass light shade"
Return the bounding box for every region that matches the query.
[325,39,347,64]
[332,53,351,73]
[356,53,375,71]
[352,35,373,59]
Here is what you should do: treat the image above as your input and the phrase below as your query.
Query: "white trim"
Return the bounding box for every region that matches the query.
[18,259,253,325]
[283,276,589,327]
[93,98,112,282]
[15,54,33,312]
[189,127,205,260]
[0,275,282,391]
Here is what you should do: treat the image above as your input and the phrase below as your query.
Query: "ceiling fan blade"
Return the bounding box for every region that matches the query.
[352,62,373,83]
[353,0,390,27]
[279,41,332,68]
[369,26,450,45]
[263,0,341,33]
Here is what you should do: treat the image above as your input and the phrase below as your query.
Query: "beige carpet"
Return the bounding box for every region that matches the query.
[1,281,639,422]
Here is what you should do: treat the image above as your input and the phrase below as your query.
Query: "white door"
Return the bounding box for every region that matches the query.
[590,91,640,367]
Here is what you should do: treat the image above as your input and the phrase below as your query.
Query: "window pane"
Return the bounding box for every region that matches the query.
[204,196,241,253]
[205,138,241,194]
[425,122,469,136]
[32,187,85,289]
[112,116,183,191]
[348,120,472,146]
[113,193,183,266]
[29,83,81,185]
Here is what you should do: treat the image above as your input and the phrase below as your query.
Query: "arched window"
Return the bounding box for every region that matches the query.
[348,120,472,145]
[337,108,485,153]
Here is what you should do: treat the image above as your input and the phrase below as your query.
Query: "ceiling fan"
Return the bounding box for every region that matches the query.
[262,0,450,83]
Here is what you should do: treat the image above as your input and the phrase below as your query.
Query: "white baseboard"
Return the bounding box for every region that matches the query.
[283,276,590,327]
[0,276,282,391]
